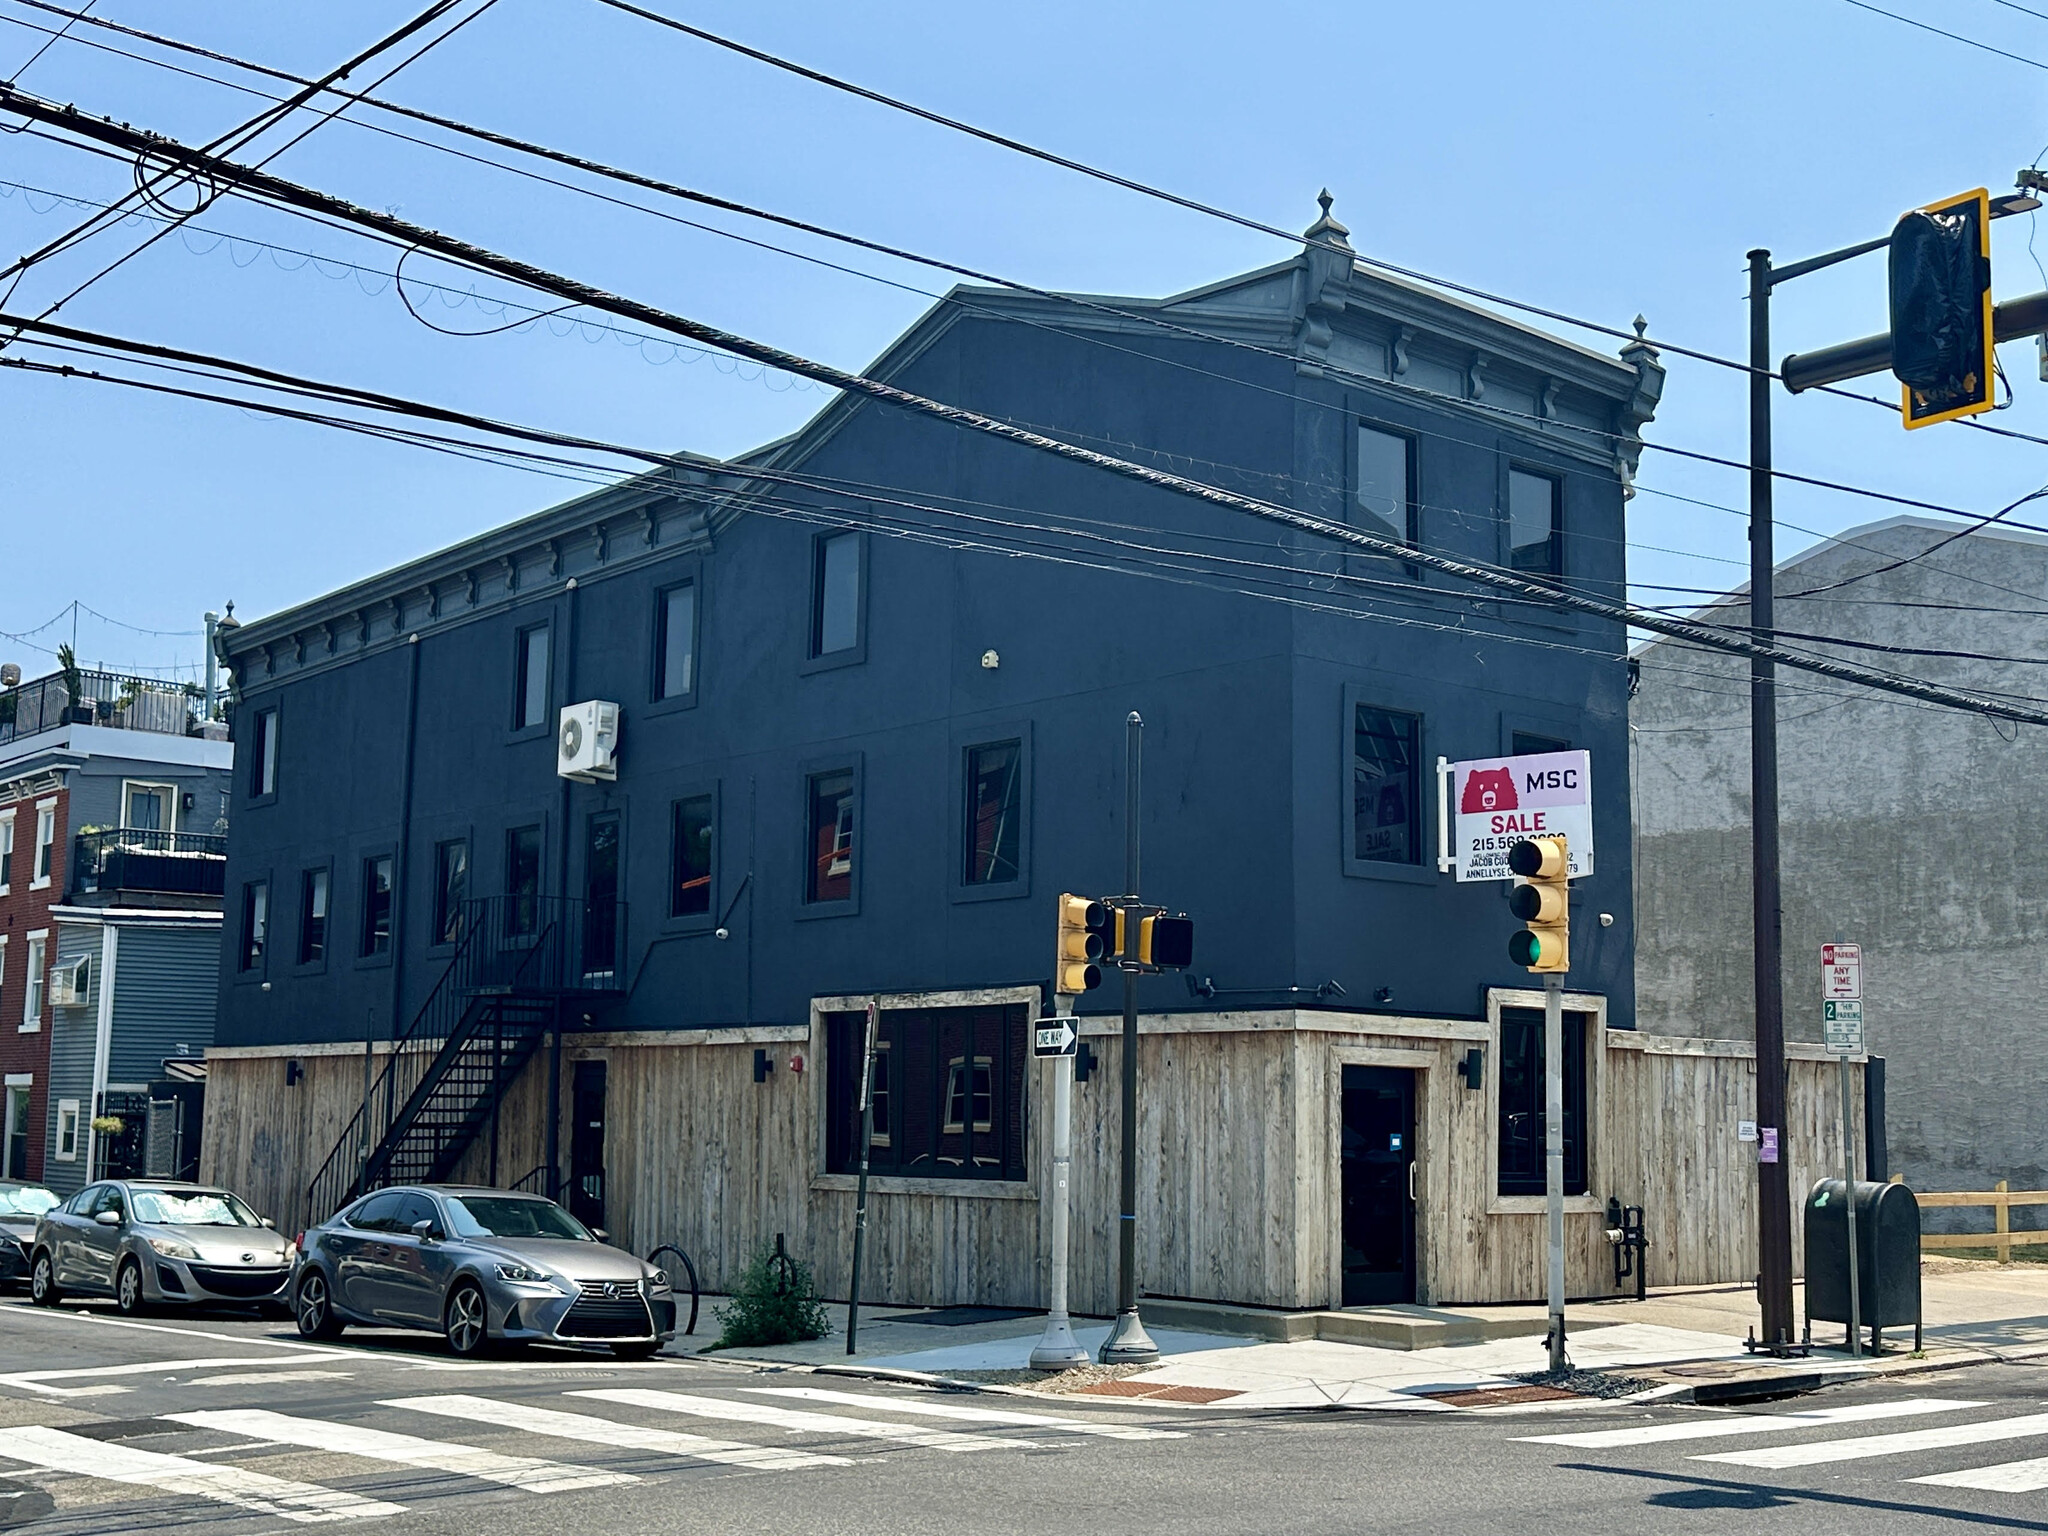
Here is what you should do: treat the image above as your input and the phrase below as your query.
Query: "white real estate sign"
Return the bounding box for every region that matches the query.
[1441,750,1594,882]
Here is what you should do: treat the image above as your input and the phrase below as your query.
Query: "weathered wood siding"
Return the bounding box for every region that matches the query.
[203,1001,1862,1310]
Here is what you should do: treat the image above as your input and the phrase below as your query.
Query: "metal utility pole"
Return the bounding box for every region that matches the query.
[846,996,880,1354]
[1544,970,1568,1375]
[1748,250,1795,1352]
[1030,993,1088,1371]
[1100,711,1159,1366]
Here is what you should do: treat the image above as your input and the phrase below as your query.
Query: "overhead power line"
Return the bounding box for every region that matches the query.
[4,87,2043,730]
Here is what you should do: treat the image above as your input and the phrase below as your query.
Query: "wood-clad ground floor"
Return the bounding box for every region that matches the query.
[201,986,1863,1313]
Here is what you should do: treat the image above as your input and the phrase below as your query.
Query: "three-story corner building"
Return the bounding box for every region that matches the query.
[0,662,230,1188]
[203,201,1832,1313]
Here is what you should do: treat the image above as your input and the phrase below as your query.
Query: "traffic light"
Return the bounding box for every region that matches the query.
[1055,892,1106,995]
[1890,188,1993,429]
[1507,835,1570,974]
[1136,913,1195,969]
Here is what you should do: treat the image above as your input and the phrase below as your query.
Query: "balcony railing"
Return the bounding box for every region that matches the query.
[0,667,203,747]
[73,828,227,898]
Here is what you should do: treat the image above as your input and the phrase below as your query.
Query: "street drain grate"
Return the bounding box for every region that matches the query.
[1071,1381,1241,1404]
[1415,1385,1583,1409]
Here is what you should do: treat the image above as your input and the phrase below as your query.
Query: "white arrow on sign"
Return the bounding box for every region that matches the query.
[1032,1019,1078,1058]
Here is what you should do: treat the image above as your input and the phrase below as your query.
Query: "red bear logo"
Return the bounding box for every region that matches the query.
[1461,767,1518,814]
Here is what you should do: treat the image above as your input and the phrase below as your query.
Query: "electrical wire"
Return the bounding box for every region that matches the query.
[1836,0,2048,68]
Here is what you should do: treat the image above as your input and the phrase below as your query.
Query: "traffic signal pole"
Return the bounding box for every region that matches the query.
[1544,970,1568,1375]
[1748,251,1796,1353]
[1100,711,1160,1365]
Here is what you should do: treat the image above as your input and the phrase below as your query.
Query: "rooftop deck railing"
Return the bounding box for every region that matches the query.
[0,667,203,747]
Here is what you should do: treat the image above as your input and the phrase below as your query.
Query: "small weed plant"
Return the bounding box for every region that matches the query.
[713,1240,831,1349]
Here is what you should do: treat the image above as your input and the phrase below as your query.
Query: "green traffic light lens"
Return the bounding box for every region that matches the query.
[1508,931,1542,967]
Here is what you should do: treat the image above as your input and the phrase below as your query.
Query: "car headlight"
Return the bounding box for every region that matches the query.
[647,1270,671,1292]
[147,1237,201,1260]
[494,1261,552,1284]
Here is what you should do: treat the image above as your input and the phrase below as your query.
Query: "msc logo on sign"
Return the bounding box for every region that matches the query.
[1460,768,1517,814]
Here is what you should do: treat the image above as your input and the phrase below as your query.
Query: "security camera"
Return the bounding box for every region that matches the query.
[714,926,730,941]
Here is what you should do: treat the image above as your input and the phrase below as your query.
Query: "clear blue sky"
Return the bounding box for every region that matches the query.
[2,0,2044,681]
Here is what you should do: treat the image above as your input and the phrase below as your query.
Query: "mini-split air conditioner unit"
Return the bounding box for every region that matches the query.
[557,700,620,782]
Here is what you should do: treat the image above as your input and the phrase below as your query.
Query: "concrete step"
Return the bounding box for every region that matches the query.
[1141,1297,1554,1351]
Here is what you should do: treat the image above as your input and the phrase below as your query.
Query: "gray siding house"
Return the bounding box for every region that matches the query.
[1631,515,2048,1205]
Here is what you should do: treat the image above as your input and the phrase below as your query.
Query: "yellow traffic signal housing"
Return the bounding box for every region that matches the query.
[1137,913,1195,970]
[1055,892,1106,994]
[1507,835,1570,973]
[1891,188,1994,430]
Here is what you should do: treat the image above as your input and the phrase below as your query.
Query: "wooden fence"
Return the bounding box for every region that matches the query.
[1916,1180,2048,1261]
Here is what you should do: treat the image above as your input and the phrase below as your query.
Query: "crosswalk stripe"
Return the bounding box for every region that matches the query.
[572,1388,1014,1453]
[164,1408,635,1494]
[1696,1411,2048,1469]
[1913,1455,2048,1493]
[1518,1398,1984,1449]
[0,1424,402,1523]
[385,1394,849,1470]
[748,1386,1186,1441]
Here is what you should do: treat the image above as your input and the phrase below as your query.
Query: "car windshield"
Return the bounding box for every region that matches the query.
[443,1195,591,1241]
[130,1189,263,1227]
[0,1185,57,1218]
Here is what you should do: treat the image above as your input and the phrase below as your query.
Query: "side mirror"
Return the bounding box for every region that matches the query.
[409,1218,437,1241]
[260,1217,275,1229]
[94,1210,121,1226]
[592,1228,610,1245]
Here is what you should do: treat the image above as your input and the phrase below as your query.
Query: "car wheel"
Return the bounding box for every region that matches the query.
[28,1252,59,1307]
[611,1340,661,1361]
[443,1281,488,1358]
[114,1258,148,1316]
[295,1269,345,1340]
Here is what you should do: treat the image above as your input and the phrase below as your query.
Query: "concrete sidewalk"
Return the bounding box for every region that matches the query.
[715,1261,2048,1411]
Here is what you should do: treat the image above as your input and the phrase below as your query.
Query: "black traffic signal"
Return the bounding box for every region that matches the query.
[1137,913,1195,970]
[1890,188,1993,429]
[1507,835,1570,974]
[1055,892,1105,995]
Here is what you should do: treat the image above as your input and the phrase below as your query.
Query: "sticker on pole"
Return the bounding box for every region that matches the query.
[1821,942,1863,1001]
[1823,999,1865,1055]
[1444,750,1593,881]
[1033,1018,1078,1058]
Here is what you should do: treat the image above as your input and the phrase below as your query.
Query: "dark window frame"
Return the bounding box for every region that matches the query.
[824,1003,1029,1183]
[665,785,719,930]
[1505,463,1565,583]
[1340,683,1434,886]
[648,568,703,714]
[1354,419,1421,550]
[356,849,395,966]
[430,835,471,951]
[237,877,269,978]
[800,528,868,673]
[953,725,1031,903]
[294,863,330,972]
[247,705,279,806]
[511,621,552,737]
[1503,712,1575,760]
[798,755,862,919]
[504,823,545,939]
[1495,1005,1590,1197]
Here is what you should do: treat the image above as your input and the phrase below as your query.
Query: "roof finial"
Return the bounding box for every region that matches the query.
[1318,187,1334,219]
[1633,314,1648,339]
[1304,187,1351,246]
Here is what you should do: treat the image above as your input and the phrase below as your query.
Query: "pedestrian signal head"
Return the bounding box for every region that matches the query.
[1137,913,1195,970]
[1889,189,1993,429]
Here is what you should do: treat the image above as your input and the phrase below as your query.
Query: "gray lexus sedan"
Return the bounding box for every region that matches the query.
[30,1179,295,1311]
[294,1185,676,1358]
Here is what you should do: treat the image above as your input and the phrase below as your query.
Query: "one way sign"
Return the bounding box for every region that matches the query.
[1033,1018,1078,1058]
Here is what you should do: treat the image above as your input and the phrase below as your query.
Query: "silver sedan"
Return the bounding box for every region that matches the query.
[294,1185,676,1358]
[30,1179,295,1312]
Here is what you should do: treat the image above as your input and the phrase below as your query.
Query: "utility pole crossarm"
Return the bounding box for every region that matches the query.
[9,85,2048,728]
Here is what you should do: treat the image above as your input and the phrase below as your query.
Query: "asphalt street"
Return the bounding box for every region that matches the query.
[2,1296,2048,1535]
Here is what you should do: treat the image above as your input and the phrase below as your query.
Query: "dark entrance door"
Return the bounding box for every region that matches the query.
[569,1060,606,1232]
[1341,1065,1417,1306]
[582,812,620,980]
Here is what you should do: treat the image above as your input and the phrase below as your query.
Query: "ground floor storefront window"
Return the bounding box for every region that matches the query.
[825,1002,1027,1182]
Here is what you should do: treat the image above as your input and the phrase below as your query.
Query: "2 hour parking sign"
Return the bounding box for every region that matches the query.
[1440,750,1594,882]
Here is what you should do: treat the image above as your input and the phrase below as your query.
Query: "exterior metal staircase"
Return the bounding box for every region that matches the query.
[303,894,623,1226]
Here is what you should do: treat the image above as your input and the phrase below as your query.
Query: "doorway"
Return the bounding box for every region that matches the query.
[1341,1065,1417,1305]
[582,812,620,980]
[569,1060,607,1232]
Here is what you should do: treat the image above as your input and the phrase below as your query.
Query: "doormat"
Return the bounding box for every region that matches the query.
[1414,1384,1582,1409]
[888,1306,1039,1327]
[1073,1381,1242,1404]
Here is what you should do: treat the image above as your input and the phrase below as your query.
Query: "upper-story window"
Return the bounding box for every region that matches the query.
[238,884,267,973]
[297,868,329,965]
[21,933,45,1030]
[810,531,863,660]
[655,581,697,701]
[0,810,13,891]
[1509,468,1562,580]
[250,706,279,799]
[506,825,542,937]
[963,740,1023,886]
[514,624,551,731]
[1357,424,1418,547]
[1352,705,1421,866]
[123,782,174,832]
[806,769,856,905]
[670,795,714,919]
[360,855,393,957]
[433,839,469,946]
[1512,730,1570,757]
[31,801,54,889]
